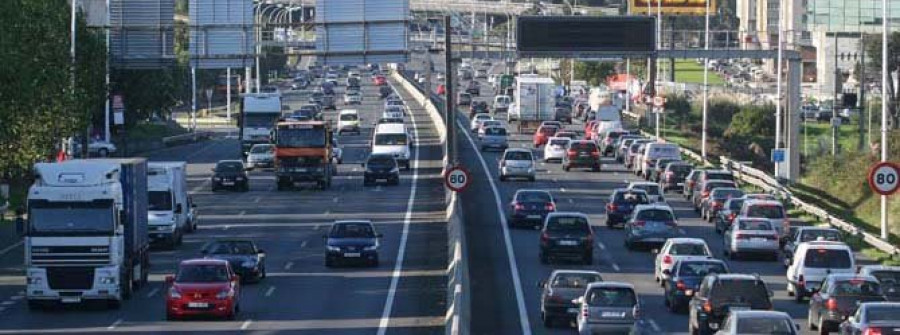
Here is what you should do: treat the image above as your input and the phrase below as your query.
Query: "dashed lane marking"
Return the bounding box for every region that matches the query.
[107,318,123,330]
[240,319,253,330]
[264,286,276,297]
[300,240,308,248]
[284,261,294,270]
[146,287,160,298]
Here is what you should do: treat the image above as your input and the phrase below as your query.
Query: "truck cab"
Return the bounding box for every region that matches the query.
[147,162,191,249]
[274,120,334,190]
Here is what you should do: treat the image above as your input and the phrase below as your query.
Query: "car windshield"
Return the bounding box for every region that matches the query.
[484,127,507,136]
[475,115,491,121]
[549,139,569,146]
[866,305,900,321]
[636,209,674,222]
[28,200,115,234]
[735,317,795,335]
[616,192,650,204]
[799,230,842,242]
[832,280,883,296]
[705,182,735,191]
[710,279,770,304]
[804,249,852,268]
[546,216,590,233]
[747,205,785,219]
[482,121,501,128]
[670,243,708,256]
[631,184,660,195]
[713,189,744,199]
[276,127,327,147]
[539,127,557,135]
[678,262,727,277]
[250,145,273,153]
[551,273,602,289]
[340,114,358,121]
[207,241,256,255]
[375,134,407,146]
[586,287,637,307]
[367,156,396,168]
[739,220,773,231]
[517,192,551,203]
[569,142,597,151]
[869,271,900,293]
[670,164,693,174]
[216,162,243,172]
[504,151,532,161]
[329,223,376,238]
[148,191,173,211]
[176,264,230,283]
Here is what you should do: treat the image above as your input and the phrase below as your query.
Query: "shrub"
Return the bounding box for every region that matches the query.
[725,104,776,139]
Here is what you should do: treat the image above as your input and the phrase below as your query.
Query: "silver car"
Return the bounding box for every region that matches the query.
[723,218,780,260]
[499,148,536,182]
[575,282,641,335]
[246,144,274,169]
[479,127,508,152]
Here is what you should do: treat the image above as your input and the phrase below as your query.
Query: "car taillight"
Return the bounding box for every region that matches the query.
[632,306,641,318]
[607,204,618,212]
[735,233,746,239]
[728,213,737,222]
[545,203,555,211]
[863,327,884,335]
[676,280,686,291]
[701,190,710,198]
[582,306,590,318]
[798,275,806,288]
[663,255,673,265]
[826,298,838,311]
[514,203,525,211]
[703,301,712,313]
[712,201,723,209]
[567,150,577,158]
[591,150,600,158]
[665,171,674,181]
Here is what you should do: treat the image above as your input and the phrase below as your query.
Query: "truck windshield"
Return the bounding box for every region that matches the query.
[28,200,115,235]
[244,114,280,128]
[148,191,173,211]
[277,127,327,147]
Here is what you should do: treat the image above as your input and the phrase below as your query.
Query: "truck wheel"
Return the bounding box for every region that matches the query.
[122,270,133,299]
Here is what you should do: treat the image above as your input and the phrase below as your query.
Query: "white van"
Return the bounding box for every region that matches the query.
[147,162,194,249]
[640,143,681,178]
[372,123,412,170]
[786,241,855,301]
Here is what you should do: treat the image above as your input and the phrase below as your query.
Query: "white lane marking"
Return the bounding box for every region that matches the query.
[567,198,574,204]
[223,225,230,231]
[240,319,252,330]
[649,319,661,332]
[0,307,6,313]
[314,224,320,230]
[264,286,276,297]
[332,197,339,203]
[254,197,261,203]
[0,301,13,306]
[560,187,567,192]
[107,318,123,330]
[238,210,246,216]
[457,118,532,334]
[146,287,160,298]
[9,296,23,301]
[612,263,621,272]
[374,185,383,192]
[0,241,23,257]
[377,80,423,335]
[284,261,294,270]
[597,242,607,250]
[300,240,308,248]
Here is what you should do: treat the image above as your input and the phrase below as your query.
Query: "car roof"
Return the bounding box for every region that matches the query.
[634,204,674,212]
[180,258,229,266]
[826,273,878,282]
[711,187,742,192]
[729,310,791,319]
[797,227,840,233]
[375,123,407,134]
[796,241,851,250]
[340,109,359,115]
[550,269,603,277]
[666,238,707,245]
[859,265,900,274]
[743,199,784,207]
[586,281,635,290]
[859,302,900,310]
[515,189,552,196]
[333,220,374,226]
[367,153,396,160]
[504,148,532,154]
[217,160,243,165]
[628,181,658,187]
[548,137,571,141]
[546,211,589,219]
[713,273,762,281]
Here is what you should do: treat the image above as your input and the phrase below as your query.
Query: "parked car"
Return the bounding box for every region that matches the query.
[200,239,267,282]
[606,189,651,228]
[499,148,536,182]
[808,274,886,333]
[211,160,249,192]
[624,204,684,250]
[323,220,383,267]
[509,189,556,228]
[838,302,900,335]
[165,259,242,320]
[723,218,780,261]
[539,212,594,264]
[539,270,604,327]
[687,274,773,335]
[662,258,729,313]
[563,140,601,172]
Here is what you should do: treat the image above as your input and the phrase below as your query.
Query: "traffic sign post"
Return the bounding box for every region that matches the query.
[444,165,471,192]
[868,162,900,196]
[771,149,785,163]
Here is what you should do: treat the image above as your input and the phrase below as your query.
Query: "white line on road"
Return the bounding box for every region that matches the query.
[240,319,252,330]
[612,263,621,272]
[9,296,23,301]
[264,286,276,297]
[377,80,423,335]
[0,241,23,257]
[560,187,567,192]
[314,224,320,230]
[597,242,607,250]
[649,319,661,332]
[332,197,339,203]
[284,261,294,270]
[254,197,261,203]
[146,287,160,298]
[300,240,308,248]
[458,118,532,334]
[107,318,123,330]
[0,301,14,306]
[568,198,574,204]
[238,210,246,216]
[223,225,230,230]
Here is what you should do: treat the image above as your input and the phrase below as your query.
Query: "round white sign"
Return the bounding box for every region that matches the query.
[445,166,471,192]
[869,162,900,196]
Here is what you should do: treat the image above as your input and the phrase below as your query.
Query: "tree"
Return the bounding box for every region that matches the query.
[864,32,900,128]
[574,61,617,86]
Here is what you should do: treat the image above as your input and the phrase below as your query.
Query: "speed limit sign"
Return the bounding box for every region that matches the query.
[868,162,900,196]
[445,165,471,192]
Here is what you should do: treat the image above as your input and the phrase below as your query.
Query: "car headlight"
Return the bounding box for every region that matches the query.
[214,177,222,181]
[216,289,234,299]
[168,287,182,299]
[326,245,341,252]
[236,176,245,181]
[363,245,379,251]
[99,276,116,284]
[390,167,400,174]
[241,261,257,268]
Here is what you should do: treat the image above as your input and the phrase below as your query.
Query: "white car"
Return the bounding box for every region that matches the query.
[246,144,274,169]
[628,181,665,203]
[543,137,571,162]
[477,120,503,139]
[382,106,405,120]
[73,138,117,157]
[470,113,493,132]
[654,238,712,283]
[338,109,361,135]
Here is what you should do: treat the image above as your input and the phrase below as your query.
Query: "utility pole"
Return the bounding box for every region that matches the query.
[774,0,784,175]
[445,16,456,163]
[880,0,889,240]
[701,0,710,160]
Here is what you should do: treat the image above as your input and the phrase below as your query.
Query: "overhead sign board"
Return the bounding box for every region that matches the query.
[109,0,175,69]
[516,16,656,58]
[189,0,254,69]
[628,0,716,15]
[315,0,409,65]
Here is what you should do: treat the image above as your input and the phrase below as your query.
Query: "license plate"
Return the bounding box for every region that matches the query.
[188,302,209,308]
[527,215,541,219]
[559,240,578,246]
[344,253,361,258]
[61,297,81,303]
[677,183,684,186]
[601,311,625,318]
[709,323,719,330]
[567,308,579,314]
[222,181,234,186]
[751,238,767,242]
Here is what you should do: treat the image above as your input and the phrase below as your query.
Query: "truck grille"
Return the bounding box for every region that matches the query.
[47,267,95,290]
[31,245,110,266]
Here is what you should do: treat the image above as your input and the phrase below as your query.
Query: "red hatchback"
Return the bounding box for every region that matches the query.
[166,259,241,320]
[373,75,387,86]
[533,125,559,148]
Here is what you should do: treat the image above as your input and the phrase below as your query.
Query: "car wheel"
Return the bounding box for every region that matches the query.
[563,165,570,172]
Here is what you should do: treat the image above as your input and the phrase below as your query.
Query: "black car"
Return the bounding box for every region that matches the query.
[211,160,249,192]
[469,101,489,117]
[562,140,601,172]
[321,94,337,110]
[379,86,393,99]
[688,274,773,335]
[508,189,556,228]
[606,188,651,228]
[362,154,400,186]
[465,81,480,96]
[539,212,594,265]
[539,270,603,327]
[553,107,573,124]
[660,162,694,192]
[649,158,682,182]
[324,220,383,267]
[809,274,886,333]
[201,239,266,282]
[662,258,729,313]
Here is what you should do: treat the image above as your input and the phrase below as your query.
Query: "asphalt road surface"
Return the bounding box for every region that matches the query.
[0,75,447,334]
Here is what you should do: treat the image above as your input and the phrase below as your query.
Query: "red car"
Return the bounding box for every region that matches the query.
[583,121,598,137]
[373,75,386,86]
[533,125,559,147]
[166,259,241,320]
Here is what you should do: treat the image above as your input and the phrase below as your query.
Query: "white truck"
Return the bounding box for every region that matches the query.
[240,93,283,155]
[512,76,555,132]
[147,162,194,249]
[25,159,150,309]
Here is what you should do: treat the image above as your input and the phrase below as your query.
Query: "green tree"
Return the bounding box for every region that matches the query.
[725,104,776,139]
[864,32,900,128]
[574,61,617,86]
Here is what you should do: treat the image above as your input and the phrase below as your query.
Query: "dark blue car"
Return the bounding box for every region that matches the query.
[605,188,650,228]
[324,220,383,267]
[662,258,729,313]
[508,189,556,228]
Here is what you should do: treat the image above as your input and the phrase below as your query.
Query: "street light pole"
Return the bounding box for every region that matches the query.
[880,0,889,240]
[701,0,710,160]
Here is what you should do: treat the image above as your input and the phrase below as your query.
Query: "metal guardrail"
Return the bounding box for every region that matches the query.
[624,111,900,256]
[161,131,212,147]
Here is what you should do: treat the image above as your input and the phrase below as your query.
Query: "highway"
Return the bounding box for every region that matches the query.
[0,74,447,334]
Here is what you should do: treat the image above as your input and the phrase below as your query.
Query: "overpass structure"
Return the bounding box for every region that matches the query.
[267,0,551,15]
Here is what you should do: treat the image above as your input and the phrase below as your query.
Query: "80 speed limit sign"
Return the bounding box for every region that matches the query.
[868,162,900,196]
[445,165,471,192]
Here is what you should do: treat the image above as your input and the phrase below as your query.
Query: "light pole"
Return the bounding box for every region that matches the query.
[701,0,711,160]
[880,0,889,240]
